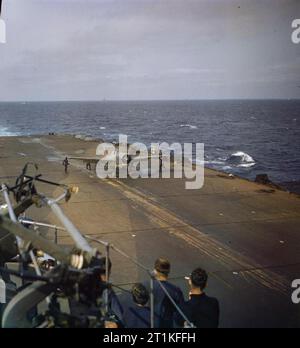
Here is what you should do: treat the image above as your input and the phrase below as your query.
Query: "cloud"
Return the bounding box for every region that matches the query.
[0,0,299,100]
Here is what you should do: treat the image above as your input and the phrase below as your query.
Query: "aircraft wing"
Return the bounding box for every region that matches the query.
[133,155,161,161]
[68,156,101,164]
[69,154,162,165]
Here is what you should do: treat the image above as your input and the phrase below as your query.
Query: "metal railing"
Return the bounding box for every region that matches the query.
[18,219,65,245]
[16,218,193,327]
[84,235,193,327]
[1,182,193,328]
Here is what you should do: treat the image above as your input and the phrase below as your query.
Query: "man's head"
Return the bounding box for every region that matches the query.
[189,267,208,291]
[90,256,112,282]
[132,283,149,306]
[154,258,170,279]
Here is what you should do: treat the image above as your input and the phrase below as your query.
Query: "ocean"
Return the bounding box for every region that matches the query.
[0,100,299,192]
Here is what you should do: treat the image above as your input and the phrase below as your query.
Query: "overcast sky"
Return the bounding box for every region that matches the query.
[0,0,299,100]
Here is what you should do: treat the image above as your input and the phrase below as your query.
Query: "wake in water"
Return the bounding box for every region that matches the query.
[180,124,198,129]
[204,151,256,172]
[226,151,256,168]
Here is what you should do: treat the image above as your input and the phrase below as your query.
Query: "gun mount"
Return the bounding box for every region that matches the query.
[0,163,106,328]
[0,163,193,329]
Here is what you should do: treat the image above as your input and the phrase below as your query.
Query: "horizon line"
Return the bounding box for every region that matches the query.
[0,98,300,103]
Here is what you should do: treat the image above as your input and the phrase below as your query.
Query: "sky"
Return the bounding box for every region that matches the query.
[0,0,299,101]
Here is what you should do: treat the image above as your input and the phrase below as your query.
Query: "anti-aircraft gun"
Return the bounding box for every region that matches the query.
[0,163,109,328]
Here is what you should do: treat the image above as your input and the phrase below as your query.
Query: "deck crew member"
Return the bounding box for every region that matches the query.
[176,267,220,328]
[98,257,124,325]
[86,162,92,171]
[150,258,184,328]
[62,157,70,174]
[123,283,154,328]
[159,150,163,174]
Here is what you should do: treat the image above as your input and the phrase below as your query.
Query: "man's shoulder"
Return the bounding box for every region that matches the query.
[202,294,220,310]
[206,294,219,303]
[165,282,185,301]
[127,305,151,316]
[188,294,219,306]
[162,280,179,290]
[146,278,183,298]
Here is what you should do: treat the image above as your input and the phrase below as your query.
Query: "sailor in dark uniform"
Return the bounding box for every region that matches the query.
[175,267,220,328]
[123,283,153,328]
[159,150,163,174]
[62,157,70,174]
[69,257,124,327]
[150,258,184,328]
[86,162,92,171]
[96,257,124,324]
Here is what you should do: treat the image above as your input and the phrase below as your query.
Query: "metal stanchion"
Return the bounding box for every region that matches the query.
[2,184,22,249]
[105,243,110,314]
[150,277,155,328]
[85,237,111,315]
[1,185,44,284]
